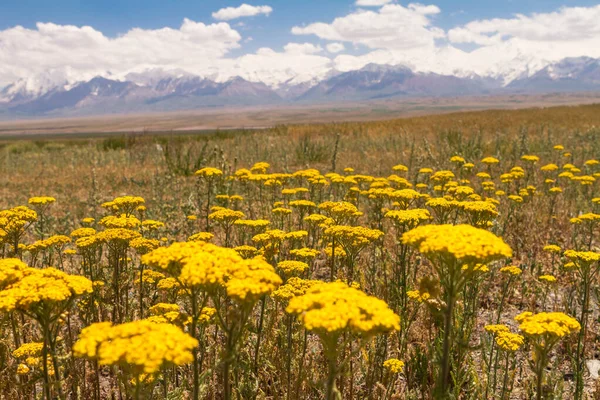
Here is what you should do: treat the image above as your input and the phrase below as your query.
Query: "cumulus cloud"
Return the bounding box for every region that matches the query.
[224,45,332,87]
[212,4,273,21]
[326,42,345,53]
[355,0,392,6]
[0,19,334,91]
[448,5,600,45]
[293,3,600,83]
[0,19,242,88]
[292,4,444,51]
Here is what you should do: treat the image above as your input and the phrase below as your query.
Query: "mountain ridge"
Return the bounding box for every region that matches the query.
[1,57,600,118]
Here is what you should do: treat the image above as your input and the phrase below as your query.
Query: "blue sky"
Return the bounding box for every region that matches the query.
[1,1,600,90]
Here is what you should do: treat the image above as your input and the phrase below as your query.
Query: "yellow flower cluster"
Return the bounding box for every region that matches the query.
[234,219,270,229]
[383,358,405,374]
[28,196,56,206]
[73,320,198,374]
[0,266,93,312]
[564,250,600,264]
[277,260,310,275]
[286,281,400,336]
[406,289,431,303]
[538,275,556,283]
[70,227,97,238]
[402,224,512,266]
[142,242,281,303]
[130,238,161,255]
[99,214,141,229]
[495,332,524,352]
[233,245,259,258]
[188,232,214,242]
[484,324,510,334]
[27,235,71,252]
[323,225,384,249]
[13,342,43,358]
[272,277,321,302]
[0,258,29,288]
[517,312,580,340]
[290,247,320,260]
[318,201,362,222]
[208,208,245,223]
[500,265,522,276]
[385,209,431,229]
[195,167,223,178]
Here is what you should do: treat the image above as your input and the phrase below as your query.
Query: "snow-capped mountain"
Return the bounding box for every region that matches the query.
[508,57,600,91]
[1,57,599,118]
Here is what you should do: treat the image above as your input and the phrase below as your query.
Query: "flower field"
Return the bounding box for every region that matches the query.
[2,104,600,399]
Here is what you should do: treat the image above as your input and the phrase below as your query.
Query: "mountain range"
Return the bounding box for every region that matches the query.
[1,57,599,118]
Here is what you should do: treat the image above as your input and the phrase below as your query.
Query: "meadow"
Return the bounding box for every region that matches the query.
[1,103,600,399]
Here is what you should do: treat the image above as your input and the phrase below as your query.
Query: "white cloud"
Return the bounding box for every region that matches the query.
[0,20,334,92]
[0,19,242,88]
[283,42,323,54]
[212,4,273,21]
[223,45,332,87]
[445,5,600,81]
[355,0,392,6]
[448,5,600,45]
[326,42,345,53]
[292,4,443,51]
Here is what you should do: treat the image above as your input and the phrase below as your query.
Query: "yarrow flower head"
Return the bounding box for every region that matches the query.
[0,266,93,313]
[73,320,198,375]
[383,358,404,374]
[500,265,522,276]
[402,224,512,267]
[517,312,580,343]
[286,281,400,337]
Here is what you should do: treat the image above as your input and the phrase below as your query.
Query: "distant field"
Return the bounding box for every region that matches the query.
[0,92,599,138]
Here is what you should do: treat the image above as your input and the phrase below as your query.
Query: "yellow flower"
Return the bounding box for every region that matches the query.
[521,155,540,163]
[17,364,30,375]
[484,324,510,335]
[13,342,43,358]
[563,250,600,264]
[406,289,431,303]
[99,214,141,229]
[195,167,223,178]
[272,277,321,303]
[73,320,198,374]
[28,196,56,206]
[208,209,245,224]
[383,358,404,374]
[518,312,580,339]
[500,265,522,276]
[277,260,310,275]
[143,242,281,303]
[286,281,399,336]
[0,267,93,312]
[130,238,161,255]
[188,232,215,242]
[481,157,500,164]
[402,224,512,266]
[538,275,556,283]
[385,209,431,229]
[543,245,561,254]
[289,247,320,261]
[70,227,97,238]
[0,258,28,288]
[495,332,524,352]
